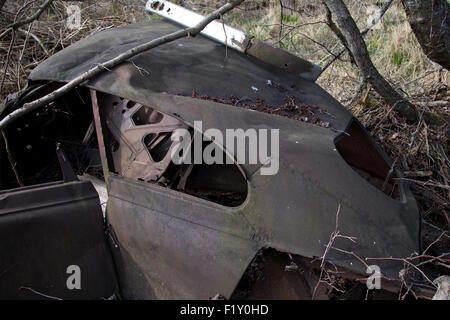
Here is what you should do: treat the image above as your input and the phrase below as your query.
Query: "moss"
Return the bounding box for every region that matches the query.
[429,112,441,120]
[360,96,380,109]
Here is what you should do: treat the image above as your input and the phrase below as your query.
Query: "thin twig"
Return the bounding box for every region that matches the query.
[423,232,446,255]
[18,27,49,55]
[312,204,357,299]
[1,130,24,186]
[221,14,228,59]
[366,256,438,288]
[0,28,15,93]
[5,0,53,30]
[399,178,450,190]
[278,0,283,46]
[17,24,32,90]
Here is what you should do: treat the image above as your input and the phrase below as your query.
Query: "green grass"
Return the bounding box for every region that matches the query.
[392,50,404,66]
[282,14,299,24]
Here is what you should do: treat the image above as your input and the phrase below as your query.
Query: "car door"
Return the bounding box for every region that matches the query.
[0,180,119,300]
[93,91,259,299]
[106,174,258,300]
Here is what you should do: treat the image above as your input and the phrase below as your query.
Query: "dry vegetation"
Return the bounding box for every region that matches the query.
[0,0,448,299]
[0,0,149,97]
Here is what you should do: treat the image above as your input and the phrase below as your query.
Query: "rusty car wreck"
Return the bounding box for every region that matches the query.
[0,9,420,299]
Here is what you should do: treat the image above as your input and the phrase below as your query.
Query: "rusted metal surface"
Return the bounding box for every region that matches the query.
[98,92,187,182]
[91,90,110,187]
[96,90,419,299]
[106,174,258,299]
[29,22,347,128]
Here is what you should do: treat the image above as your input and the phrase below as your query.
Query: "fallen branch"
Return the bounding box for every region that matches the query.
[0,0,245,130]
[399,178,450,190]
[416,101,448,108]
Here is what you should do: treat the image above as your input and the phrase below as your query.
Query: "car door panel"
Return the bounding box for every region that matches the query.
[106,175,258,299]
[0,180,119,299]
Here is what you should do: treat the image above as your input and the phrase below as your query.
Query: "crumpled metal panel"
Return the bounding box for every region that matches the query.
[106,175,258,299]
[103,93,419,281]
[29,21,351,131]
[22,21,420,297]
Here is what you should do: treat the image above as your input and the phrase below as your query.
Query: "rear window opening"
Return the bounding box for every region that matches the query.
[96,92,248,207]
[334,120,400,199]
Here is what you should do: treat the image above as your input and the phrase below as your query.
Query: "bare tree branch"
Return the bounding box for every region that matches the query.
[0,0,245,130]
[361,0,394,35]
[322,0,354,64]
[0,0,53,40]
[320,0,394,75]
[6,0,53,29]
[323,0,418,121]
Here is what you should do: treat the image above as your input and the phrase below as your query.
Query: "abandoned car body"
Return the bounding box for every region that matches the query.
[0,20,420,299]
